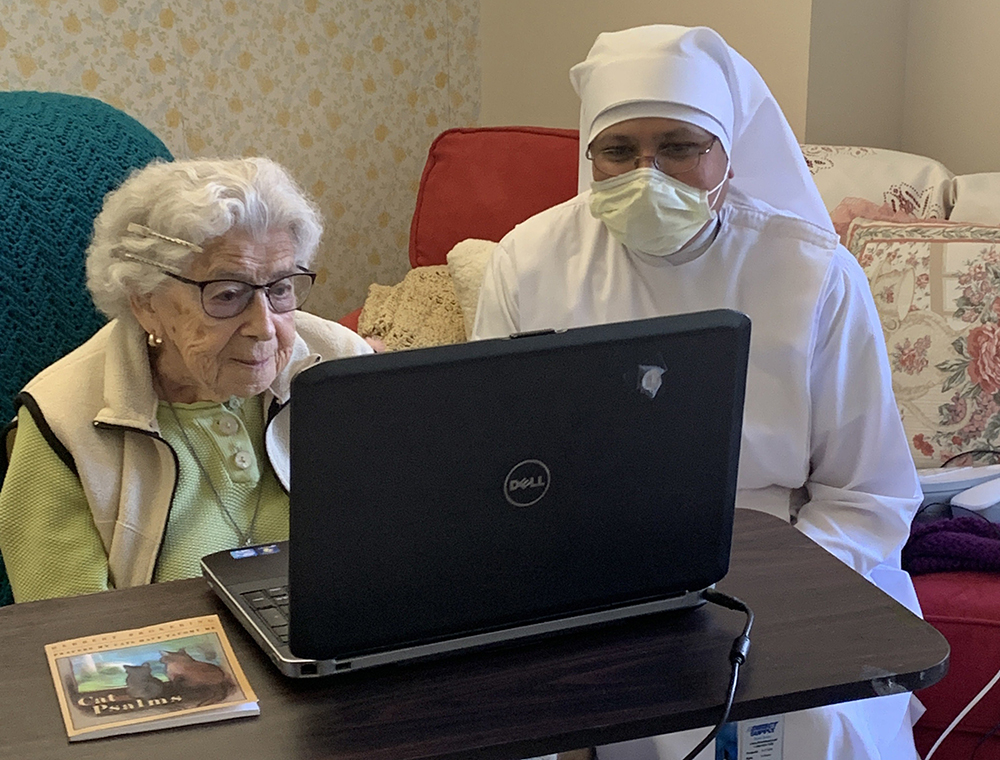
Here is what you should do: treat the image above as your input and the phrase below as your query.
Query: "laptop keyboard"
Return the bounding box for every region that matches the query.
[242,586,291,643]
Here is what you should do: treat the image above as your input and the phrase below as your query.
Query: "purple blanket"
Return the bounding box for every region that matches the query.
[903,516,1000,575]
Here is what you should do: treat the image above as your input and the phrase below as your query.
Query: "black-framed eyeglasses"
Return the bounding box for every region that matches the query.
[164,270,316,319]
[586,136,718,177]
[121,251,316,318]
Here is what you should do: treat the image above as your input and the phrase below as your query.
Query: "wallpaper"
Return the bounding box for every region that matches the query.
[0,0,481,319]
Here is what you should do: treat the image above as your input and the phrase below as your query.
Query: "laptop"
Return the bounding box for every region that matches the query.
[201,309,750,677]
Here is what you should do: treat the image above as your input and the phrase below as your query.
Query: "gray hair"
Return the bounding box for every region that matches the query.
[86,157,323,319]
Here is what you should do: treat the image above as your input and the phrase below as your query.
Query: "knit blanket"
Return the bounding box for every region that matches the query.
[903,515,1000,574]
[0,91,172,427]
[357,265,467,351]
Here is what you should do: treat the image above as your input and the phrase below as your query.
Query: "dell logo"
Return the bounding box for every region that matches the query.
[504,460,551,507]
[509,477,545,491]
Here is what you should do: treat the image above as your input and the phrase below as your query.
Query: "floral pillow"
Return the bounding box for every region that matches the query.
[846,219,1000,467]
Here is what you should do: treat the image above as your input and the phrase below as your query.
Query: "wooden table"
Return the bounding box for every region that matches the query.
[0,510,949,760]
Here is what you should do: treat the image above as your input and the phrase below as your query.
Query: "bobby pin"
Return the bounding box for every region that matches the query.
[114,249,183,273]
[126,222,204,253]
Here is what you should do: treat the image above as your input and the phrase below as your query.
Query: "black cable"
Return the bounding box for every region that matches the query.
[970,714,1000,759]
[940,449,1000,467]
[680,589,754,760]
[949,505,1000,535]
[913,500,999,524]
[914,500,953,519]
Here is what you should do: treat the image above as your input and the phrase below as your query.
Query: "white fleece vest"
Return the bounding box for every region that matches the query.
[18,312,370,588]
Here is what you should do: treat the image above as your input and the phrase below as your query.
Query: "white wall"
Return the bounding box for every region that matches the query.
[481,0,1000,176]
[479,0,813,139]
[902,0,1000,174]
[804,0,909,149]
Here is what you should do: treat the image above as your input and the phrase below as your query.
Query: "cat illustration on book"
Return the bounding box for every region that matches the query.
[123,662,170,700]
[62,659,182,718]
[159,648,236,707]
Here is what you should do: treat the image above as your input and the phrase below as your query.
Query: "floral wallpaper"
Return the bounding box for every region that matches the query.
[0,0,481,319]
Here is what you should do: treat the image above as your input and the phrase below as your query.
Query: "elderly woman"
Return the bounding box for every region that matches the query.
[477,26,923,760]
[0,157,371,603]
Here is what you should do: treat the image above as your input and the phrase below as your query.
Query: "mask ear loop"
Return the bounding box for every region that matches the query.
[706,155,732,208]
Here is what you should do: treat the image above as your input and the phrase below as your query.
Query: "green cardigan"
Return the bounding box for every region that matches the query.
[0,397,290,602]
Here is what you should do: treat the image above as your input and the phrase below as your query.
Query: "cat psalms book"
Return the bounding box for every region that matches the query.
[44,614,259,741]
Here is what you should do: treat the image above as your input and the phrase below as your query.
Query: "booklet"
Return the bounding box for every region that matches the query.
[45,614,259,741]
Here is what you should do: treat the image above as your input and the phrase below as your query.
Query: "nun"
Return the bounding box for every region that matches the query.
[475,25,924,760]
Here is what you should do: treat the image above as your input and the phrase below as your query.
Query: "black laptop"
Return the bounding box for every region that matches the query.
[202,309,750,677]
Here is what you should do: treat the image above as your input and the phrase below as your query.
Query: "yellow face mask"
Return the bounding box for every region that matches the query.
[589,167,727,256]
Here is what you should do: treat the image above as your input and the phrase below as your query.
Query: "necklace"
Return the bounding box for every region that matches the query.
[165,400,265,547]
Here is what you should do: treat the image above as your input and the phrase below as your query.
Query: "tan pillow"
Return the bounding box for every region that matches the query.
[446,238,497,339]
[846,218,1000,466]
[802,144,953,244]
[950,173,1000,225]
[357,266,466,351]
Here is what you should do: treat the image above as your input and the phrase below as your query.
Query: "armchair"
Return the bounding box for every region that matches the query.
[0,91,173,605]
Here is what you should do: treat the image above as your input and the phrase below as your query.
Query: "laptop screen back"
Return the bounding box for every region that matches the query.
[288,310,750,661]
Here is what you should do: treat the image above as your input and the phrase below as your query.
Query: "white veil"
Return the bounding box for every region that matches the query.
[569,25,832,232]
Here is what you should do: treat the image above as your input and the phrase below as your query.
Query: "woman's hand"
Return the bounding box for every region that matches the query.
[364,336,386,353]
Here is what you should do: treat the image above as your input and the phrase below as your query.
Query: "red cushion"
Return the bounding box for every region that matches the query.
[912,571,1000,758]
[408,126,580,268]
[338,306,361,332]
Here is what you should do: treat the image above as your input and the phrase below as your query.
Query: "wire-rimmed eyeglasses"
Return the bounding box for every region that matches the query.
[120,251,316,319]
[587,135,718,177]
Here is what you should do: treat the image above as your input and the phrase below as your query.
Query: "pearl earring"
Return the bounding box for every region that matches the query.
[147,333,163,348]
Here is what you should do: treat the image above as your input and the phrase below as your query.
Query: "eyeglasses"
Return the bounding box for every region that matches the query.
[165,270,316,319]
[587,136,718,177]
[120,251,316,318]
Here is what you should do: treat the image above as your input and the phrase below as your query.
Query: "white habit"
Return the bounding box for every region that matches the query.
[473,189,924,760]
[476,23,925,760]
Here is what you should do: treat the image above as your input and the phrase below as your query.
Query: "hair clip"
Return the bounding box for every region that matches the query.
[114,249,183,273]
[126,222,204,253]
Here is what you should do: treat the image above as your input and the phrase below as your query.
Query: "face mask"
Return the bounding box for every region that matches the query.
[589,167,727,257]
